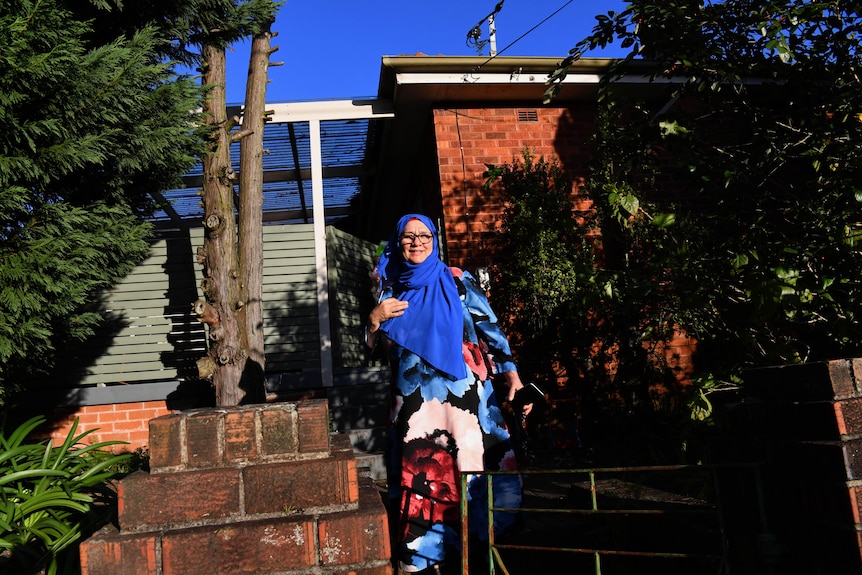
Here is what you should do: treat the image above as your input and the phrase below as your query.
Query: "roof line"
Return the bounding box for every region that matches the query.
[380,55,639,74]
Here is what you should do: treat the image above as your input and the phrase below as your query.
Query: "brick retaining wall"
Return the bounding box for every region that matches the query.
[79,400,391,575]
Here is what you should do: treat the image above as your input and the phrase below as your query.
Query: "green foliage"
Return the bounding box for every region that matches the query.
[543,2,862,409]
[487,150,693,463]
[1,0,283,406]
[0,416,130,575]
[0,203,151,397]
[104,447,150,476]
[0,0,209,402]
[74,0,283,66]
[484,151,585,337]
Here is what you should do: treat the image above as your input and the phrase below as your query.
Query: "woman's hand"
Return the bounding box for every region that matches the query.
[368,297,409,333]
[500,370,533,417]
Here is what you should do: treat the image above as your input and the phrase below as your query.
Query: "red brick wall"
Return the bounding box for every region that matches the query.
[431,104,696,385]
[651,329,697,396]
[432,105,595,271]
[24,401,172,454]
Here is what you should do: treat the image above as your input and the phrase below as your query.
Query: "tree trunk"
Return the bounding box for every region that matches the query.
[195,23,276,406]
[197,44,247,406]
[237,22,275,402]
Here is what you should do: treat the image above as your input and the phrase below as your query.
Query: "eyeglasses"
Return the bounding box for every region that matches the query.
[399,233,433,245]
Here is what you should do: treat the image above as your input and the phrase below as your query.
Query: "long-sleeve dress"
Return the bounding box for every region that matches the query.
[380,267,522,572]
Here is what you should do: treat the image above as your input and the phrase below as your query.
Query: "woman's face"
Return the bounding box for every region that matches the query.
[399,219,434,265]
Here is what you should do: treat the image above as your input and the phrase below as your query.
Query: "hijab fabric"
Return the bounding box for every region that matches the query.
[376,214,467,380]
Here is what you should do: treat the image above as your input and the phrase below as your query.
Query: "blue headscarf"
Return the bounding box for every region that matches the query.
[376,214,467,381]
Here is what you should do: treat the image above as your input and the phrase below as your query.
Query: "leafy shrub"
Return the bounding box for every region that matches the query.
[486,149,699,465]
[0,416,130,575]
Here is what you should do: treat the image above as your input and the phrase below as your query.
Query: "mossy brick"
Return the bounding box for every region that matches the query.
[298,399,330,453]
[830,359,859,399]
[224,408,257,461]
[848,482,862,524]
[186,410,223,467]
[846,438,862,481]
[148,413,184,471]
[79,523,158,575]
[330,431,354,455]
[243,450,358,515]
[118,468,240,531]
[260,405,298,456]
[836,399,862,436]
[161,516,315,575]
[318,479,390,566]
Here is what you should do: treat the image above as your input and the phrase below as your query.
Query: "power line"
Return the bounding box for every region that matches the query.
[468,0,576,75]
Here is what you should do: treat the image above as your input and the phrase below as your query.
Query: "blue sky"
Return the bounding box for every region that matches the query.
[223,0,628,103]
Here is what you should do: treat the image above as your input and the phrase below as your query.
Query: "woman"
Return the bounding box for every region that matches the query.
[366,214,529,574]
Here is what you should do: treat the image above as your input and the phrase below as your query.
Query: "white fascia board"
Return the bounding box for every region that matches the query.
[394,71,560,86]
[267,99,394,123]
[394,71,670,87]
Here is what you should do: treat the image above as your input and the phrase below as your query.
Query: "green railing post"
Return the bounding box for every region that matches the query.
[461,472,469,575]
[589,471,602,575]
[488,474,495,575]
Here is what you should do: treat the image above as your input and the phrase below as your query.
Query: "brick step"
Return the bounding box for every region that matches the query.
[118,446,359,532]
[355,451,386,482]
[148,400,331,472]
[82,477,391,575]
[81,400,393,574]
[346,426,386,454]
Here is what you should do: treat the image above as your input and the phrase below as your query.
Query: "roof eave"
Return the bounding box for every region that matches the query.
[377,55,667,104]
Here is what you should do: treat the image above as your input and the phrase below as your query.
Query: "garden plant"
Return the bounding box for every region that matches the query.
[0,416,130,575]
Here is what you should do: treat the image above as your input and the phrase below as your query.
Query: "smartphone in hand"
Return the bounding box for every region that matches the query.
[513,382,545,410]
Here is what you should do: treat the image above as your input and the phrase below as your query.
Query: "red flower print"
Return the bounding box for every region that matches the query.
[399,435,460,541]
[463,341,488,381]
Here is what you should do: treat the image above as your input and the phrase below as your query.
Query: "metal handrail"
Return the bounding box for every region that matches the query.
[461,463,767,575]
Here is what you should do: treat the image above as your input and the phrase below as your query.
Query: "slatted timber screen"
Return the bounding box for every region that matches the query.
[259,223,319,372]
[35,223,376,393]
[326,227,377,368]
[35,230,206,389]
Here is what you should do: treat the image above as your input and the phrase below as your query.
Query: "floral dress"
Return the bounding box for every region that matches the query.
[381,268,522,572]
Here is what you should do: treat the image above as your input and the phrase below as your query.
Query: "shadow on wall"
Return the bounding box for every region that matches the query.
[163,229,214,409]
[4,317,118,439]
[7,223,391,442]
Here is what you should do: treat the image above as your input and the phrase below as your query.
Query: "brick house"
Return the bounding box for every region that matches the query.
[360,55,696,391]
[18,56,689,454]
[361,57,862,571]
[14,54,862,572]
[360,56,643,268]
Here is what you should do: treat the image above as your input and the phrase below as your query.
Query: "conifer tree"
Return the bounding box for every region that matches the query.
[3,0,294,409]
[84,0,282,406]
[0,0,205,404]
